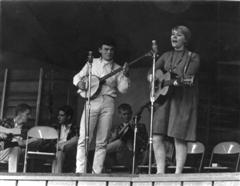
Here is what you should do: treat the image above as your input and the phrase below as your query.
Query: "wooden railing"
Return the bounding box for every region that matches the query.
[0,172,239,186]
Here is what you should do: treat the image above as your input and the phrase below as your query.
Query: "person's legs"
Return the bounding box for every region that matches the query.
[105,139,124,171]
[52,150,65,173]
[61,138,78,173]
[106,139,123,153]
[153,134,166,174]
[174,138,187,174]
[75,102,99,173]
[92,96,114,174]
[8,147,21,172]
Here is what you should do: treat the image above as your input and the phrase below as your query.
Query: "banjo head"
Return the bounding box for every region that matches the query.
[79,75,100,99]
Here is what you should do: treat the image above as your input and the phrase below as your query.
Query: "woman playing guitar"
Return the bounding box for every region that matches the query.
[147,25,200,174]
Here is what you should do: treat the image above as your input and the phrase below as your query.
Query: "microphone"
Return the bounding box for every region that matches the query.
[88,51,93,64]
[152,40,158,56]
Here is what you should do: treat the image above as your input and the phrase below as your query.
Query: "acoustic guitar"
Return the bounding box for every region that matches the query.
[151,69,194,102]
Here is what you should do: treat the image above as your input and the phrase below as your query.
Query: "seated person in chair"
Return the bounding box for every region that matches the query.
[105,103,148,171]
[52,105,78,173]
[0,103,32,172]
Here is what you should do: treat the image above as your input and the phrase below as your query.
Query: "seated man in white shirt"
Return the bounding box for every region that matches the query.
[52,105,78,173]
[0,103,32,172]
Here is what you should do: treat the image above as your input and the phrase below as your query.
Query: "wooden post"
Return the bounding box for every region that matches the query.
[35,68,43,126]
[0,68,8,120]
[0,0,2,53]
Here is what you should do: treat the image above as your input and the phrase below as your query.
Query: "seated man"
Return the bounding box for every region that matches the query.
[52,105,78,173]
[0,103,32,172]
[105,103,148,171]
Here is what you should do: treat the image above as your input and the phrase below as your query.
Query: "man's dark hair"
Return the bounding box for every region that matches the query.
[15,103,31,116]
[98,38,116,48]
[118,103,132,114]
[58,105,73,120]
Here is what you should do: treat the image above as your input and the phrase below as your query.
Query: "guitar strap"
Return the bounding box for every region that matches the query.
[183,51,192,77]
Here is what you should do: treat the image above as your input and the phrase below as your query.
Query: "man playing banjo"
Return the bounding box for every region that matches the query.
[73,38,130,174]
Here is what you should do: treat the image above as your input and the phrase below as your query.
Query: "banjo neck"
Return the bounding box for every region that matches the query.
[100,54,147,82]
[100,66,123,82]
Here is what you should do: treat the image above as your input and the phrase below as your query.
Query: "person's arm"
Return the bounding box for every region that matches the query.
[61,136,78,152]
[17,137,39,147]
[155,53,166,70]
[73,63,89,89]
[117,63,131,94]
[185,52,200,76]
[108,126,119,142]
[0,126,21,135]
[173,52,200,86]
[147,53,166,82]
[117,74,130,94]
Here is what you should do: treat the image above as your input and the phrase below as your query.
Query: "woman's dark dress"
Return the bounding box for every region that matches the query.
[153,49,200,141]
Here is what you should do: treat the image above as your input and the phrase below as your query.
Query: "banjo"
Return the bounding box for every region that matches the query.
[78,54,148,99]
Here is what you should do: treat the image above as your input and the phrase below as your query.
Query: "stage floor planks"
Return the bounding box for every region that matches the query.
[0,172,240,186]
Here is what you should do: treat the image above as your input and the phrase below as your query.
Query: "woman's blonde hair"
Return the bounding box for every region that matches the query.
[172,25,191,44]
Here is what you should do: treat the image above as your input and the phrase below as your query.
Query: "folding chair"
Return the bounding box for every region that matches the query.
[167,141,205,173]
[0,142,9,172]
[23,126,58,173]
[203,141,240,172]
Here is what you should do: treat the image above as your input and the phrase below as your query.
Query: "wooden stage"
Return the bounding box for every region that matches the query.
[0,172,240,186]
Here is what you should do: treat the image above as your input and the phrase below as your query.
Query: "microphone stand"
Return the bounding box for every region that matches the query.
[148,42,157,174]
[131,115,138,174]
[84,51,93,173]
[131,102,149,174]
